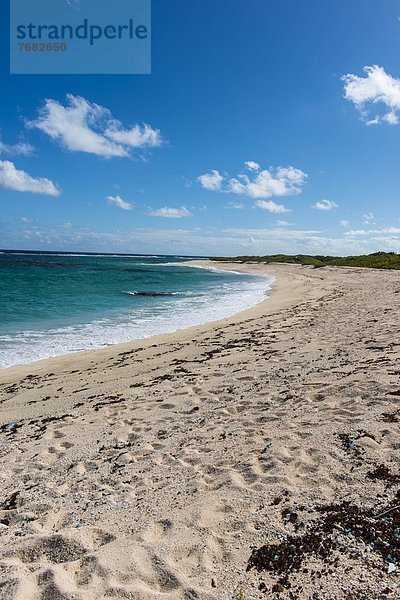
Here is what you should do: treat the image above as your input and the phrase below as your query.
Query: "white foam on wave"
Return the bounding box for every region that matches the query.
[160,262,249,276]
[0,269,274,369]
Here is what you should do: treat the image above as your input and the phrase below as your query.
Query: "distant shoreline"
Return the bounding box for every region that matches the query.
[0,259,276,374]
[210,251,400,270]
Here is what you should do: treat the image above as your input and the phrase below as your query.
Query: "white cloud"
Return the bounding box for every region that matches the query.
[339,220,349,227]
[277,220,290,226]
[222,227,383,255]
[66,0,81,9]
[245,160,260,172]
[105,123,162,149]
[367,236,400,251]
[147,206,192,218]
[0,139,34,156]
[342,65,400,125]
[345,226,400,236]
[363,212,375,224]
[312,199,338,211]
[7,220,400,256]
[27,94,163,159]
[0,160,60,196]
[197,169,224,191]
[107,195,133,211]
[228,166,306,199]
[226,201,244,209]
[182,176,192,188]
[225,227,321,239]
[382,111,399,125]
[255,200,291,213]
[198,163,307,200]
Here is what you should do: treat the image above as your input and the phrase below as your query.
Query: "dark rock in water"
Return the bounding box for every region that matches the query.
[139,292,175,296]
[125,291,178,297]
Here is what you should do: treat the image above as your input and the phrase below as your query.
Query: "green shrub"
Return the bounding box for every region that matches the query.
[211,252,400,270]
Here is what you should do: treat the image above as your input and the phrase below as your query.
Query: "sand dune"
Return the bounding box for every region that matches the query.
[0,262,399,599]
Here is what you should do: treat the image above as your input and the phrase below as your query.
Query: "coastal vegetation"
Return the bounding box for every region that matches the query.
[211,251,400,270]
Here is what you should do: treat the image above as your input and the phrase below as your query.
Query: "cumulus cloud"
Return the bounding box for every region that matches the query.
[244,160,260,172]
[0,139,34,156]
[312,199,338,211]
[363,212,375,224]
[107,195,133,211]
[0,160,60,196]
[228,166,306,199]
[255,200,291,213]
[147,206,192,218]
[198,163,307,202]
[342,65,400,125]
[105,123,162,148]
[197,169,224,191]
[339,220,349,227]
[277,220,290,226]
[27,94,163,158]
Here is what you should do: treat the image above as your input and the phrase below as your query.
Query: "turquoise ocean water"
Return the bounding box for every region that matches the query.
[0,251,274,369]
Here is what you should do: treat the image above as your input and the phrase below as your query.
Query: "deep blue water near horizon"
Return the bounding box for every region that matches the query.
[0,251,273,369]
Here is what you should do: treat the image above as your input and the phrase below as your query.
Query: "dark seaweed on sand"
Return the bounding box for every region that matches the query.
[380,410,400,423]
[247,493,400,577]
[367,465,399,485]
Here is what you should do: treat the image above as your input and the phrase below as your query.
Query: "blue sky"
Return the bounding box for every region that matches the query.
[1,0,400,256]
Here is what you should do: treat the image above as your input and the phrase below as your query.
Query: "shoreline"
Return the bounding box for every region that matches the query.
[0,260,309,381]
[1,263,399,599]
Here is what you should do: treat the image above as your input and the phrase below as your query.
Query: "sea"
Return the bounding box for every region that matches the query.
[0,251,274,369]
